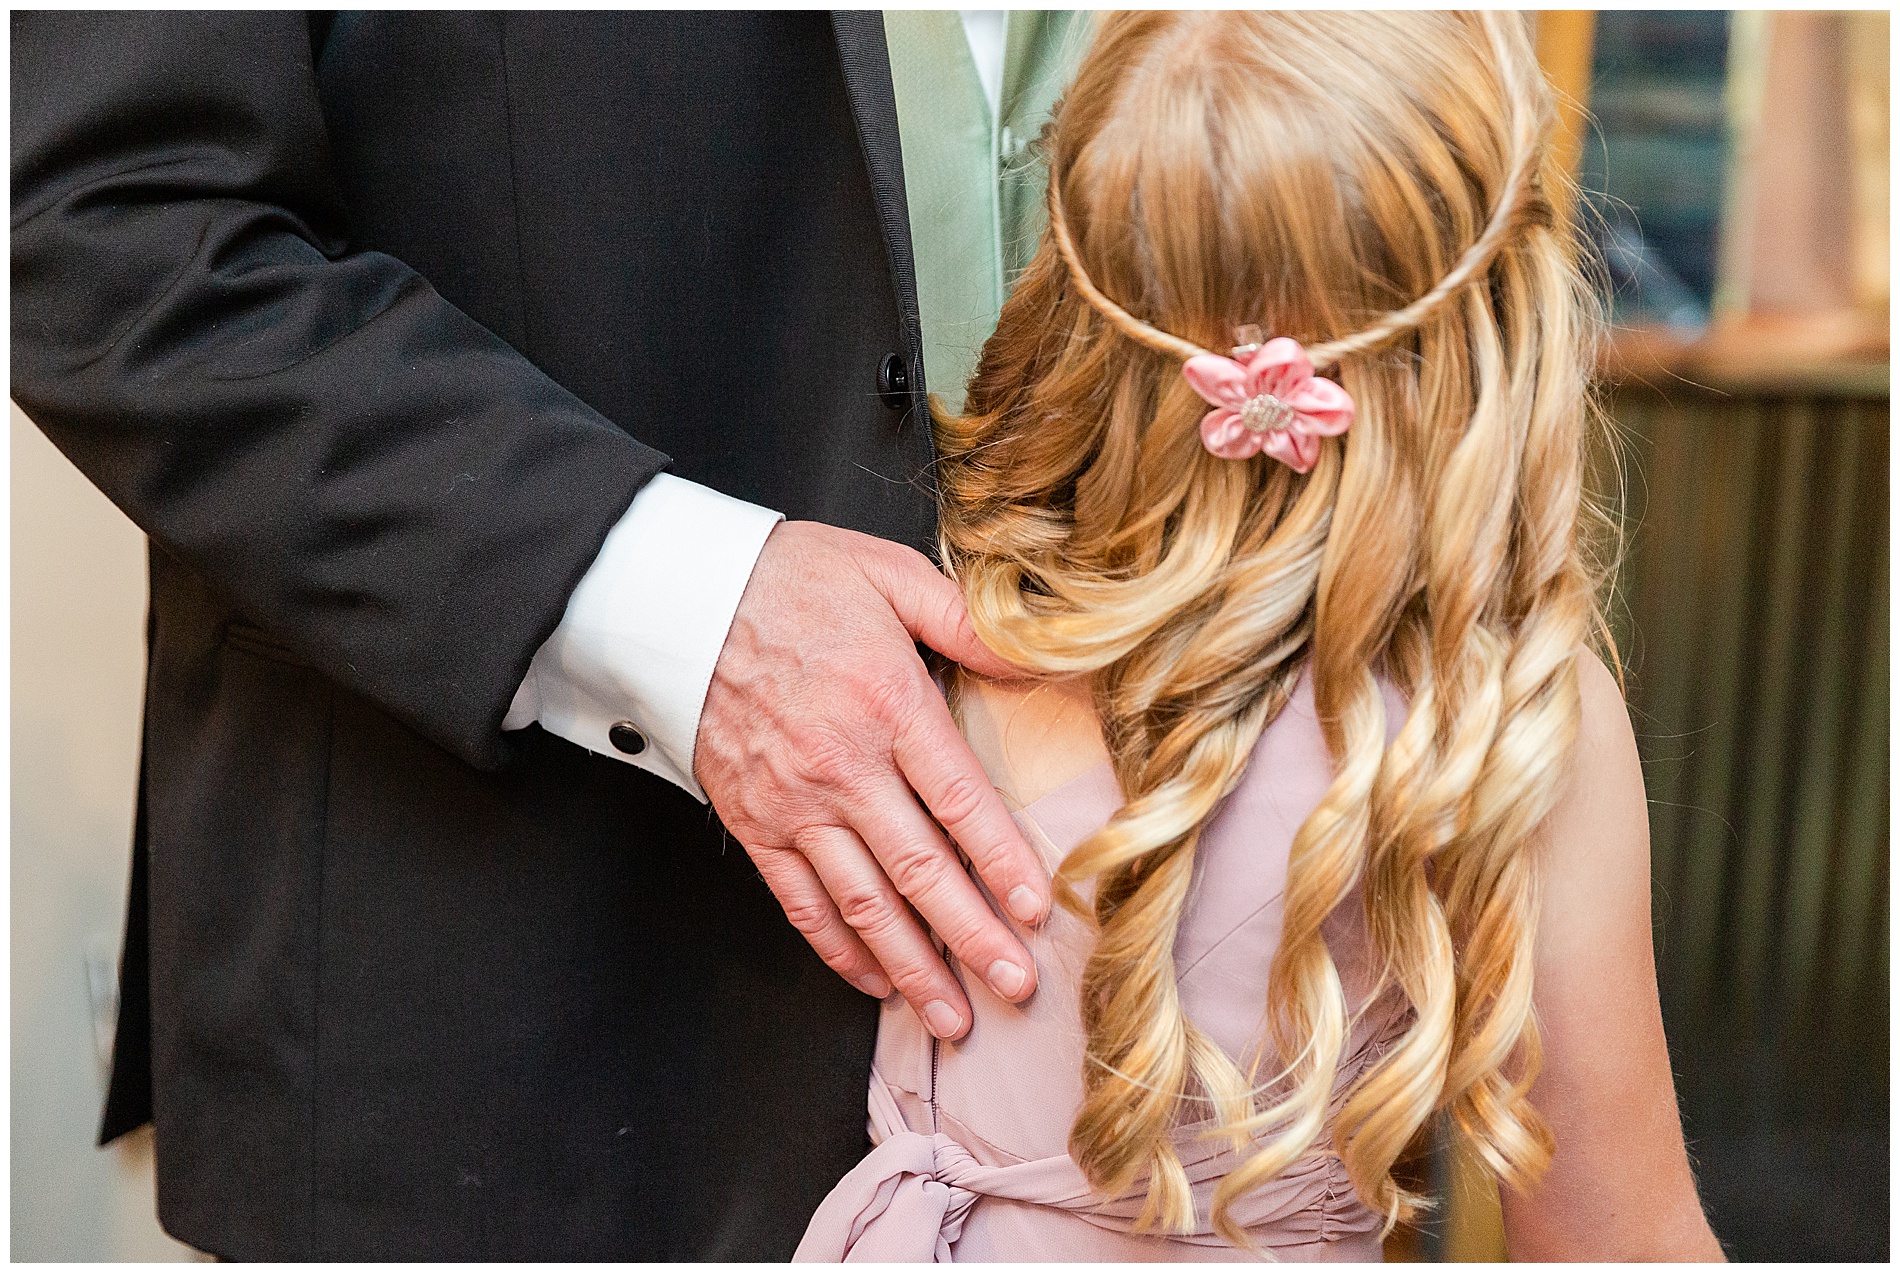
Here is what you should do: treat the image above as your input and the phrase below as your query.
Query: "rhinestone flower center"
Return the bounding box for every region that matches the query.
[1239,392,1296,434]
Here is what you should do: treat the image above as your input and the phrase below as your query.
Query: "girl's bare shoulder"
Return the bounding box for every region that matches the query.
[955,673,1112,809]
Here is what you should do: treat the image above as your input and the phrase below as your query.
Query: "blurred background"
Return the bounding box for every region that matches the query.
[1390,10,1891,1262]
[11,9,1889,1262]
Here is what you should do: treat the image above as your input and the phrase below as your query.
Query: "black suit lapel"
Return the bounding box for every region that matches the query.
[830,11,925,403]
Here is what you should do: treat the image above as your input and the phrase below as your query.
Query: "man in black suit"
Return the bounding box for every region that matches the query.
[11,12,1053,1258]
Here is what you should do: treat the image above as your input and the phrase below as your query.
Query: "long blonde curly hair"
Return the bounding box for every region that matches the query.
[934,10,1615,1246]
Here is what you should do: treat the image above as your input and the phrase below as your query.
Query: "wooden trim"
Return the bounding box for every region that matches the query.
[1534,10,1597,190]
[1602,315,1890,399]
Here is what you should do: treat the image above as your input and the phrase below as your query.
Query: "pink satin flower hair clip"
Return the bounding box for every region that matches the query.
[1182,328,1354,471]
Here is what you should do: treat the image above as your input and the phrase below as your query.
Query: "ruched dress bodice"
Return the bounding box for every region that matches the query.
[798,672,1412,1262]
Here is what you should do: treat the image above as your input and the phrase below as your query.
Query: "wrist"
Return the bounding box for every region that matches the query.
[507,474,783,801]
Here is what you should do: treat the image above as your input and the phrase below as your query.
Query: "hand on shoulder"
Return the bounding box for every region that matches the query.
[693,521,1054,1040]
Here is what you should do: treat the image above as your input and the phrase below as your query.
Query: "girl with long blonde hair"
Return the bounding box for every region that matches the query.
[800,11,1722,1261]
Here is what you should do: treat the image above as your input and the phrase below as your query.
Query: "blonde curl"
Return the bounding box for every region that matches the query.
[935,10,1615,1247]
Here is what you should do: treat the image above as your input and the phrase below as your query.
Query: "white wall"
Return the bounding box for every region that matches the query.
[11,401,199,1260]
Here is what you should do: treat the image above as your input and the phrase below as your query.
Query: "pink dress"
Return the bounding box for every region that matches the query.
[797,673,1411,1262]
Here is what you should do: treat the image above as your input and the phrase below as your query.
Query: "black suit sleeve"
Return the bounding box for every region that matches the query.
[10,10,666,770]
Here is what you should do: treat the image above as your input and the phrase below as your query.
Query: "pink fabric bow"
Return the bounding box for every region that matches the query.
[793,1065,1387,1262]
[1183,337,1354,471]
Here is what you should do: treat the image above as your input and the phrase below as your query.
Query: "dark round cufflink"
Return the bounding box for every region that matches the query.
[608,722,648,756]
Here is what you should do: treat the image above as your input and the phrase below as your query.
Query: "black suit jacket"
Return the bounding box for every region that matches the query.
[12,11,936,1259]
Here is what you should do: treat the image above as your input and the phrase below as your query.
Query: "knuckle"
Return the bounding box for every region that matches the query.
[859,668,921,727]
[888,961,947,1005]
[928,770,992,833]
[926,896,1009,961]
[870,537,921,572]
[897,553,941,595]
[887,540,929,568]
[833,884,897,937]
[922,572,963,621]
[735,815,794,855]
[777,894,837,939]
[745,841,798,878]
[807,930,862,971]
[939,912,1004,962]
[794,729,861,790]
[883,842,957,903]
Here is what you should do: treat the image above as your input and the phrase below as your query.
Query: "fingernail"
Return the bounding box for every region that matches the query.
[1007,886,1045,926]
[854,973,892,998]
[922,1000,963,1039]
[987,959,1028,1000]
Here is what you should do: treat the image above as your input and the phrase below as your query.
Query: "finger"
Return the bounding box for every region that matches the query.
[869,546,1024,681]
[847,776,1039,1004]
[750,845,892,999]
[799,824,974,1040]
[891,698,1052,929]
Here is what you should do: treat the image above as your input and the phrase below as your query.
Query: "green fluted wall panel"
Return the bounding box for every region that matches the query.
[1606,386,1888,1261]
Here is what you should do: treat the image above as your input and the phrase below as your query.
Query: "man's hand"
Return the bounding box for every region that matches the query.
[695,521,1050,1040]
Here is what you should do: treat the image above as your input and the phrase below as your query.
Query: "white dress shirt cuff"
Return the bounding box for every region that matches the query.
[502,473,783,802]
